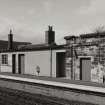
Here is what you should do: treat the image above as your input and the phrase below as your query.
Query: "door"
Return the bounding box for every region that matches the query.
[18,54,25,74]
[80,58,91,81]
[12,54,16,74]
[56,52,65,77]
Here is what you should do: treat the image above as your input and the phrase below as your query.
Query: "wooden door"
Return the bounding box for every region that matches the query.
[80,58,91,81]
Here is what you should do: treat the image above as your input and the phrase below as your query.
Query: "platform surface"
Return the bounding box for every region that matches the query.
[0,72,105,94]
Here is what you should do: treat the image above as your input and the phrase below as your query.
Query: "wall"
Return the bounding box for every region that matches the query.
[0,53,12,73]
[0,49,65,77]
[65,36,105,83]
[25,51,51,76]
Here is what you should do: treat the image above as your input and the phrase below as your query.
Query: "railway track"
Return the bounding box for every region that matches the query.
[0,87,97,105]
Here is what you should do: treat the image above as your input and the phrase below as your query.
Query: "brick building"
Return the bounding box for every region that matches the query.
[64,32,105,83]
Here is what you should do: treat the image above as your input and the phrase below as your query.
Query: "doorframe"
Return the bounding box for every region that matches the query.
[18,54,25,74]
[12,54,16,74]
[79,56,92,80]
[56,52,66,77]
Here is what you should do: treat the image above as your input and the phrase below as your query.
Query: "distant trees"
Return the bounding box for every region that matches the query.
[93,25,105,33]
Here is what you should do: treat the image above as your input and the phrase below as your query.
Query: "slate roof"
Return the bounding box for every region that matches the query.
[0,40,31,51]
[1,42,65,53]
[19,43,65,50]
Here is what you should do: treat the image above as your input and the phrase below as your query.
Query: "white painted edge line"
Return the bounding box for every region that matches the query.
[0,75,105,93]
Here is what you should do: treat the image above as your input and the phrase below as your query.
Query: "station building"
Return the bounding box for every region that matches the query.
[1,26,105,83]
[0,26,66,77]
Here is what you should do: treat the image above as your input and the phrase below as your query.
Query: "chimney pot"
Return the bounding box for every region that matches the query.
[45,26,55,45]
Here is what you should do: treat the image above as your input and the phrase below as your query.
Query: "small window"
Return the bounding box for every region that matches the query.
[2,54,8,64]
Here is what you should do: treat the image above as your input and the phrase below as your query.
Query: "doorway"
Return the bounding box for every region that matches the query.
[56,52,65,77]
[12,54,16,74]
[80,57,91,81]
[18,54,25,74]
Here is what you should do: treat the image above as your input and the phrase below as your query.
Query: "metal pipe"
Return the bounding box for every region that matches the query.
[50,48,52,77]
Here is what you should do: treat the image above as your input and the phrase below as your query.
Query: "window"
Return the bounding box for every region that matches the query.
[2,54,8,64]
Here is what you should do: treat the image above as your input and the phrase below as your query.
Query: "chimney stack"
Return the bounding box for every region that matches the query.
[45,26,55,45]
[8,29,13,50]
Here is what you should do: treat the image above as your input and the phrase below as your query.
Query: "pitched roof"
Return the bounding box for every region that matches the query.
[1,43,65,53]
[0,40,31,51]
[19,43,65,50]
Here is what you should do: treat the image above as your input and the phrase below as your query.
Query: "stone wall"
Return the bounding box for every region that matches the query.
[65,36,105,83]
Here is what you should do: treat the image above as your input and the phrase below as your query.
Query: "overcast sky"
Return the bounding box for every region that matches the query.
[0,0,105,44]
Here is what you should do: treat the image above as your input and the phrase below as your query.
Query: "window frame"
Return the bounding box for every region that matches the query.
[1,54,8,65]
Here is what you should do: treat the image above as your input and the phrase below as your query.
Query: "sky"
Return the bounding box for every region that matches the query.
[0,0,105,44]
